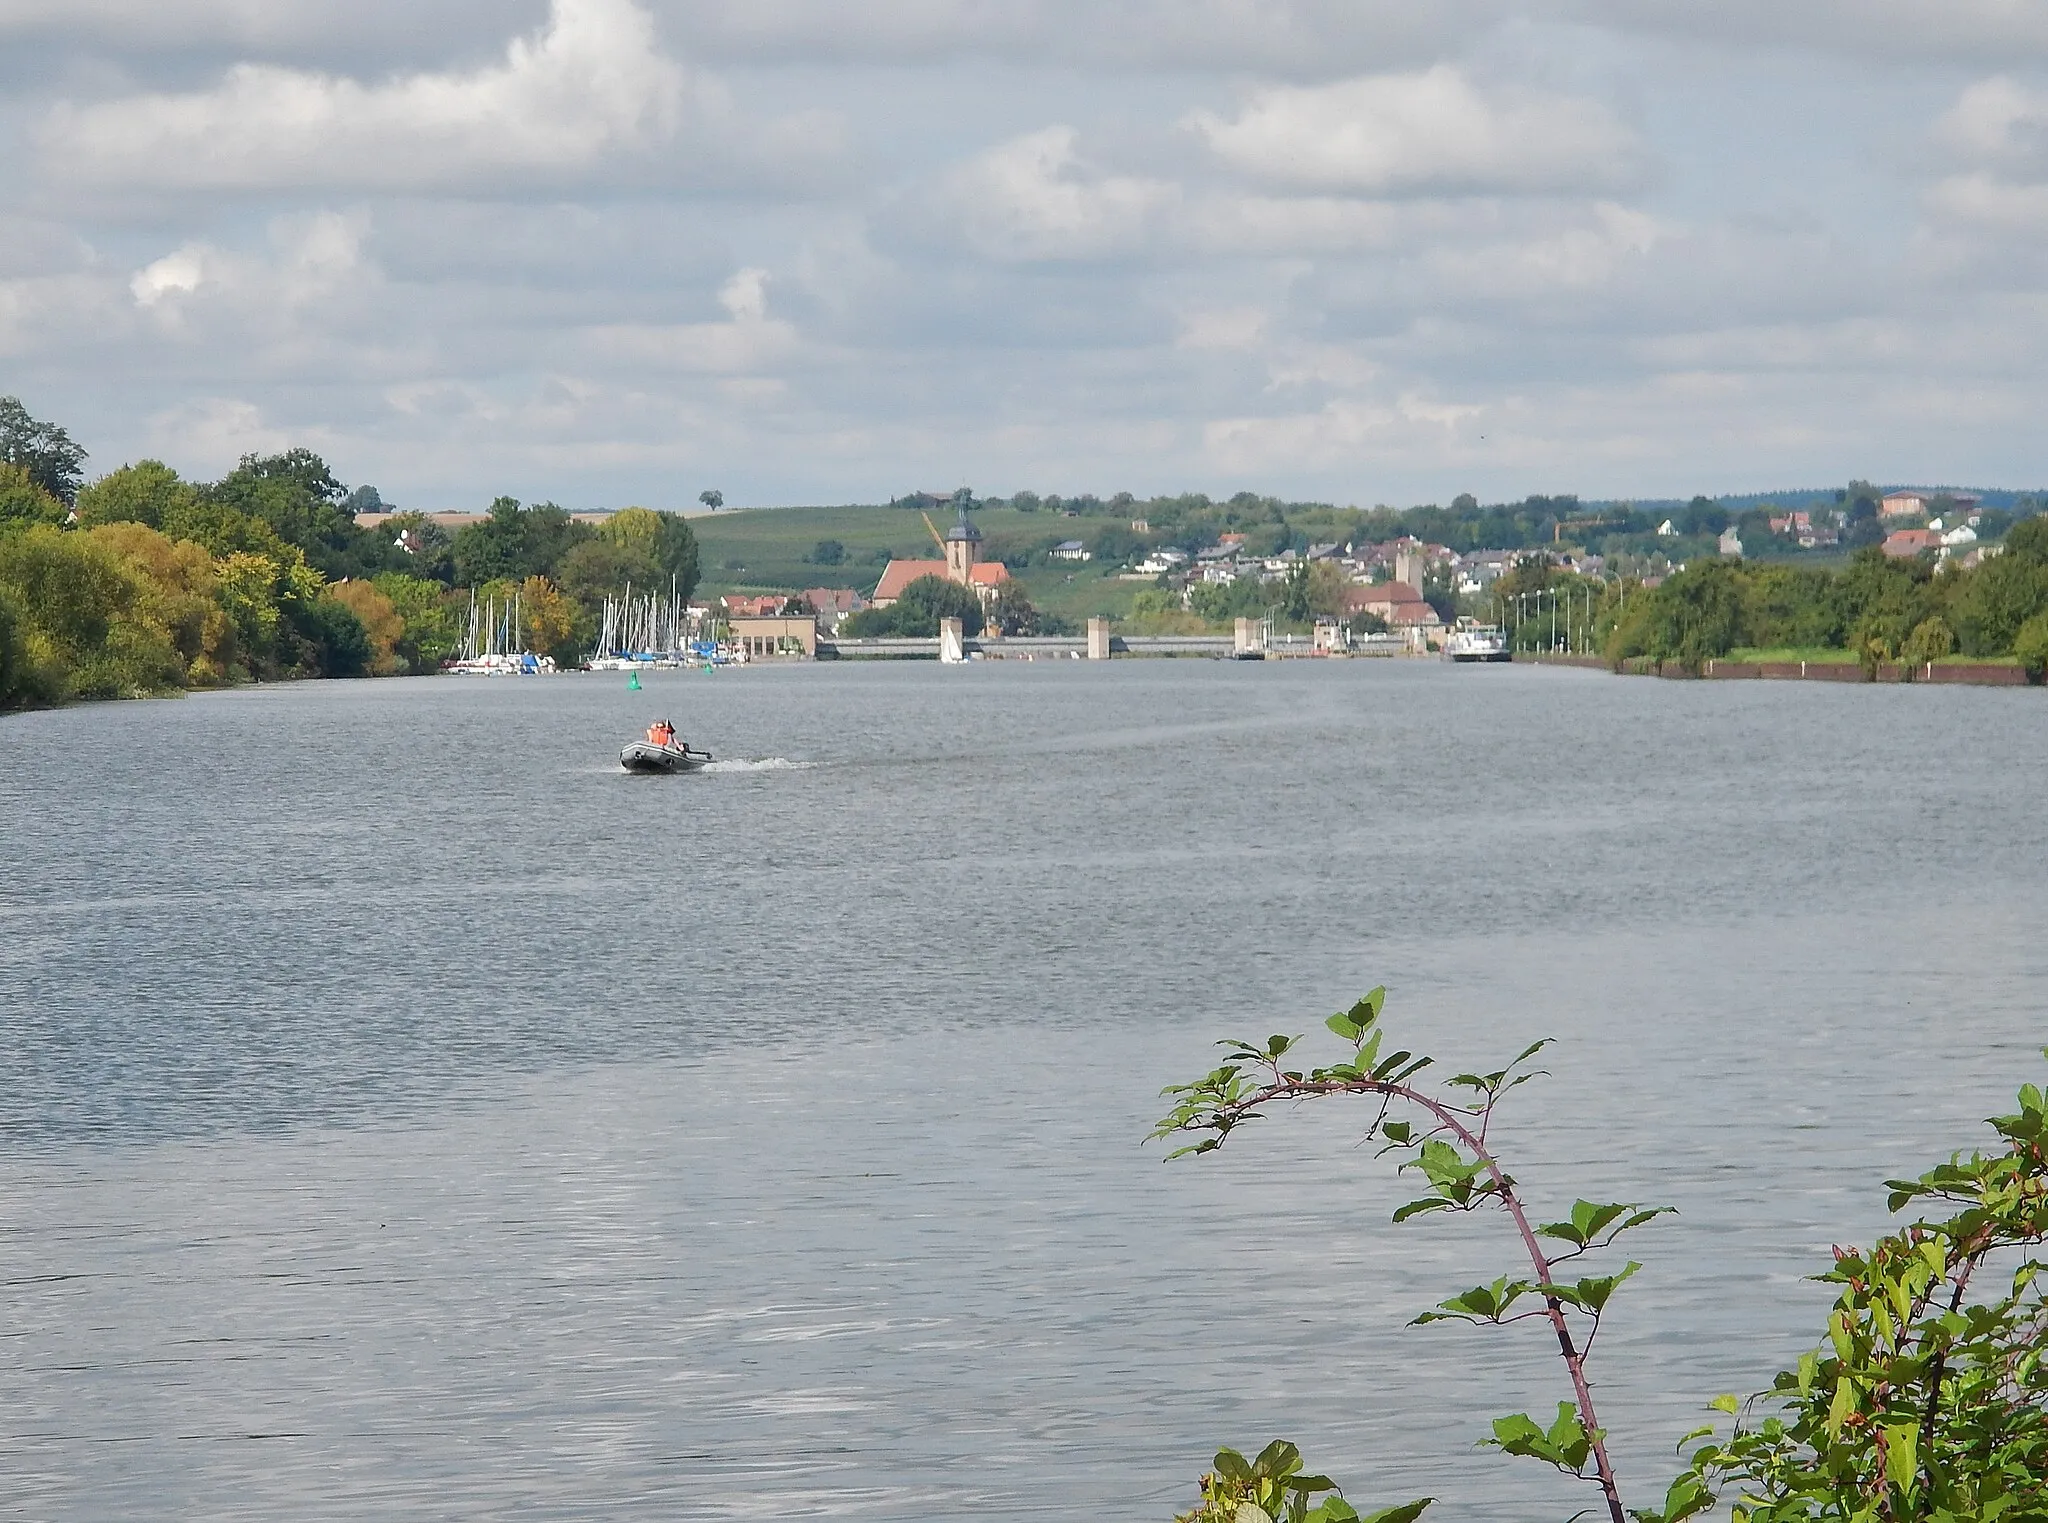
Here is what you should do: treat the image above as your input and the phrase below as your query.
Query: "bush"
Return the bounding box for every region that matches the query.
[2015,611,2048,680]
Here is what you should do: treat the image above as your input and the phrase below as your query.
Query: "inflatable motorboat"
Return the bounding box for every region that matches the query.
[621,720,711,774]
[620,739,712,774]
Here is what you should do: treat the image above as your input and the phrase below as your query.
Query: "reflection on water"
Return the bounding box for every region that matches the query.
[3,662,2045,1519]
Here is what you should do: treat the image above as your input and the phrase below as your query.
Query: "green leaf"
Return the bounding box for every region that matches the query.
[1882,1422,1918,1496]
[1214,1448,1253,1484]
[1380,1121,1413,1145]
[1326,1013,1363,1041]
[1357,1503,1432,1523]
[1252,1440,1302,1481]
[1391,1196,1452,1224]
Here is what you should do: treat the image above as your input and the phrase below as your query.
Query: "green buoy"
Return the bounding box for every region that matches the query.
[627,671,641,690]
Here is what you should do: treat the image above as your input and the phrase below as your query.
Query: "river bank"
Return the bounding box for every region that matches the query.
[1520,651,2038,685]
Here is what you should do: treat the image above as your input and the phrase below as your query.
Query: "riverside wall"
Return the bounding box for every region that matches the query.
[1519,652,2036,686]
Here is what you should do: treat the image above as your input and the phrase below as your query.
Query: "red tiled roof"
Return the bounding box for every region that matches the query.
[1388,603,1443,626]
[803,587,864,613]
[872,560,1010,602]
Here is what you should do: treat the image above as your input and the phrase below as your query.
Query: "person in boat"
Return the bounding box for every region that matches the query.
[647,719,676,748]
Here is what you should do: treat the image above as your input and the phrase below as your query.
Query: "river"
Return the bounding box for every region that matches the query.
[3,659,2044,1520]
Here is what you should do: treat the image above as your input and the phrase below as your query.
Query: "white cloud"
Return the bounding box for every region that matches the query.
[579,266,802,374]
[937,127,1179,261]
[1924,77,2048,239]
[40,0,688,190]
[129,211,372,322]
[1192,66,1645,196]
[143,396,301,467]
[1936,76,2048,169]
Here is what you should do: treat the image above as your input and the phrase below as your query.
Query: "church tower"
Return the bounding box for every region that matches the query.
[943,503,983,586]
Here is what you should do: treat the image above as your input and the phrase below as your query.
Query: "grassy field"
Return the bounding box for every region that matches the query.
[691,503,1078,594]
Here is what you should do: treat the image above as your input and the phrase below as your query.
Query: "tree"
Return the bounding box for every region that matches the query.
[988,578,1058,635]
[280,593,370,678]
[1608,559,1746,671]
[0,396,88,504]
[810,539,846,566]
[698,489,723,510]
[558,538,659,603]
[516,575,585,663]
[2015,611,2048,680]
[1946,553,2048,656]
[207,449,398,582]
[74,461,198,531]
[327,580,406,675]
[450,498,591,586]
[0,462,68,527]
[372,574,462,671]
[841,575,984,637]
[1306,560,1353,620]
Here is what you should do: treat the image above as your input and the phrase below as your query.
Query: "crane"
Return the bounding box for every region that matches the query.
[919,511,949,555]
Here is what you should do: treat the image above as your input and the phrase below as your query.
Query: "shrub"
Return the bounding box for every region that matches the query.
[2015,611,2048,681]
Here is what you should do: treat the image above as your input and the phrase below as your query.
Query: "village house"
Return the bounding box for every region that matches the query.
[1883,528,1940,558]
[801,587,866,633]
[1049,540,1091,561]
[720,592,789,617]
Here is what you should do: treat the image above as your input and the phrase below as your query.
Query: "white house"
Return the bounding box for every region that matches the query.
[1049,540,1091,562]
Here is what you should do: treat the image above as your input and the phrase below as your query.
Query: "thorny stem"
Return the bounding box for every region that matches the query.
[1212,1070,1629,1523]
[1914,1242,1982,1515]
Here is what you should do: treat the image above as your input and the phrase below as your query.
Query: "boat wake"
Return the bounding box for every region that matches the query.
[700,757,815,774]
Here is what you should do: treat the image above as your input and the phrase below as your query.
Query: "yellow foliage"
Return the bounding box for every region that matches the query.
[328,579,406,676]
[517,575,580,661]
[86,521,236,683]
[598,506,664,553]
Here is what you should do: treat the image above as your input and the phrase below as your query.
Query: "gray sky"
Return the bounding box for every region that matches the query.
[4,1,2045,509]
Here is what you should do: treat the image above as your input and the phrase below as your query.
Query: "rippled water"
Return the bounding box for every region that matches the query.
[3,661,2045,1520]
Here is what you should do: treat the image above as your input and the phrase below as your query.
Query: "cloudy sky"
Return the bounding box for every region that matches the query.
[3,1,2046,509]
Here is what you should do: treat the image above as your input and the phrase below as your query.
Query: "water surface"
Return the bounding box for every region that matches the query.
[3,661,2044,1519]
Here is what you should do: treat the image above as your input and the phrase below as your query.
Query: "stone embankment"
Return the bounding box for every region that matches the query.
[1519,653,2035,686]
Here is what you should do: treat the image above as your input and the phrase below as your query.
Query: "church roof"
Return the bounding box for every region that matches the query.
[872,559,1010,602]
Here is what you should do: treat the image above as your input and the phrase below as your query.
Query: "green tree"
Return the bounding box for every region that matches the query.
[1947,553,2048,656]
[372,573,462,671]
[74,460,198,531]
[810,538,846,566]
[596,506,699,599]
[371,510,455,584]
[0,396,88,504]
[698,489,722,510]
[841,575,984,637]
[451,498,592,586]
[2014,611,2048,680]
[557,537,662,604]
[0,462,68,527]
[1608,559,1746,671]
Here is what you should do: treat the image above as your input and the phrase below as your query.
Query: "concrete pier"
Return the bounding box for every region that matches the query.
[1086,617,1112,660]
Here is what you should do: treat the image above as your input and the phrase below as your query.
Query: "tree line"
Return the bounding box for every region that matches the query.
[0,398,699,712]
[1477,523,2048,674]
